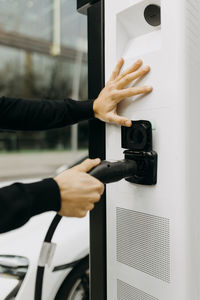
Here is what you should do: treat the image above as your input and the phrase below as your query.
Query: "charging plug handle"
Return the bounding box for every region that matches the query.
[89,160,137,184]
[89,150,157,185]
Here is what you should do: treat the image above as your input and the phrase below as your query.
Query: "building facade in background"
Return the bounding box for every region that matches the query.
[0,0,88,151]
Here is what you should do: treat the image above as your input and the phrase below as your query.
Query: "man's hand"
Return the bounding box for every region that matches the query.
[93,58,152,127]
[54,158,104,218]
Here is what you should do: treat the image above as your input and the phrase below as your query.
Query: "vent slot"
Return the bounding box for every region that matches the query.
[116,207,170,282]
[117,279,159,300]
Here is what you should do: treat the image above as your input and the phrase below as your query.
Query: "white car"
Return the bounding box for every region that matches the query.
[0,174,90,300]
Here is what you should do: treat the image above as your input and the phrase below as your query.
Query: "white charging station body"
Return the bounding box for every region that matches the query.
[105,0,200,299]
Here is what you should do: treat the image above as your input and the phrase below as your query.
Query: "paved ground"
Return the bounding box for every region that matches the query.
[0,150,87,181]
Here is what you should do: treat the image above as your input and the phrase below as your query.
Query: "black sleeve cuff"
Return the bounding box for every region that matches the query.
[64,99,95,123]
[25,178,61,217]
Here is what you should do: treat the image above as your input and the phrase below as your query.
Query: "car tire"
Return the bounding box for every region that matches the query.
[55,255,89,300]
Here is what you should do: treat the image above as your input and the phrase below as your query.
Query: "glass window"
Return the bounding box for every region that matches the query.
[0,0,88,181]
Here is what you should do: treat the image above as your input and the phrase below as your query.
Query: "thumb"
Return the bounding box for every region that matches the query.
[109,114,132,127]
[76,158,101,173]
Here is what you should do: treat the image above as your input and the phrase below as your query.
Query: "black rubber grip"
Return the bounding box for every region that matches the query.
[89,160,137,184]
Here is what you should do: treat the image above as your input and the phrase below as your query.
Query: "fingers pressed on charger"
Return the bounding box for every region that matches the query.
[116,66,150,89]
[116,59,143,81]
[108,115,132,127]
[109,58,124,81]
[116,85,153,101]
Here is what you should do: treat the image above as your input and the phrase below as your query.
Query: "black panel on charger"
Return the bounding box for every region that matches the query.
[121,120,152,152]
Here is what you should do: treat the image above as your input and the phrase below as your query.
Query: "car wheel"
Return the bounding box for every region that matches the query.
[55,255,89,300]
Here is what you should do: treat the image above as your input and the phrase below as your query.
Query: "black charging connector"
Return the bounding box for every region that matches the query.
[89,120,157,185]
[121,120,152,151]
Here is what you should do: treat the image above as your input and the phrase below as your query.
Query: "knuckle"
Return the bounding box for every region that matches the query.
[100,183,105,193]
[106,116,114,123]
[92,193,101,202]
[85,158,91,164]
[110,90,118,99]
[106,81,111,87]
[126,74,132,80]
[96,194,101,201]
[120,119,126,125]
[117,74,122,81]
[107,82,115,90]
[98,182,104,189]
[78,211,87,218]
[89,204,95,211]
[119,79,126,87]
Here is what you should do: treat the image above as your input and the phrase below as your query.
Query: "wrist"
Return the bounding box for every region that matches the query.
[53,174,59,184]
[93,99,99,119]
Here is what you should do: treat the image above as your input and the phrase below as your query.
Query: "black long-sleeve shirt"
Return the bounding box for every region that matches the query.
[0,96,94,233]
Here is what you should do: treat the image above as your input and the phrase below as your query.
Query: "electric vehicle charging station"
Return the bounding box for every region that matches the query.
[78,0,200,299]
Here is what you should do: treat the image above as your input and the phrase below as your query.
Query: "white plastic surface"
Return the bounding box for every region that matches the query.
[105,0,200,299]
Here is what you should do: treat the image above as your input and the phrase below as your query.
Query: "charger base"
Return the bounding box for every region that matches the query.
[124,150,157,185]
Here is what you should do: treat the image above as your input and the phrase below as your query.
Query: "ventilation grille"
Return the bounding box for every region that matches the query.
[117,279,159,300]
[116,207,170,282]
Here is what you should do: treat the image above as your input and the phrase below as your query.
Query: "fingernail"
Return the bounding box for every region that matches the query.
[137,59,142,64]
[144,66,150,71]
[125,120,132,127]
[146,86,153,91]
[95,158,101,163]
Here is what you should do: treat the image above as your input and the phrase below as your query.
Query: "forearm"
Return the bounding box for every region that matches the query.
[0,178,61,233]
[0,96,94,131]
